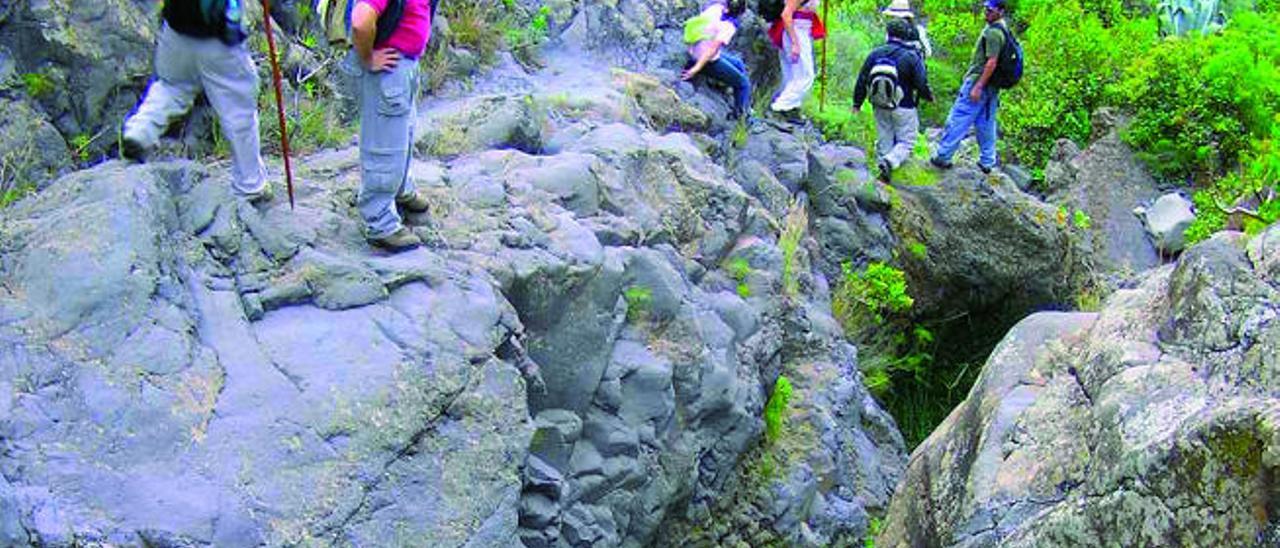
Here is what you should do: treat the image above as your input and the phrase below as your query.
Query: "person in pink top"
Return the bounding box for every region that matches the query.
[350,0,434,251]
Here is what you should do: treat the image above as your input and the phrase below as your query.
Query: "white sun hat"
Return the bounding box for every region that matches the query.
[882,0,914,18]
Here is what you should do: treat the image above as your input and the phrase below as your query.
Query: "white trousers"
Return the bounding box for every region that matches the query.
[771,19,816,112]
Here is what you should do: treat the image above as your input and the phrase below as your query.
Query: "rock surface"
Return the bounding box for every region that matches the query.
[0,47,906,547]
[1045,118,1162,273]
[1139,192,1197,255]
[879,224,1280,547]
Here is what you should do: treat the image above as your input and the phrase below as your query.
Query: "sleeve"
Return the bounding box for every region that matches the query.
[982,27,1004,60]
[853,54,873,110]
[914,53,933,102]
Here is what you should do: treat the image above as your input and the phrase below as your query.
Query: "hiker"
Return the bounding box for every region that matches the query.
[881,0,932,58]
[681,0,752,120]
[350,0,434,251]
[766,0,826,118]
[853,18,933,183]
[121,0,272,203]
[930,0,1018,173]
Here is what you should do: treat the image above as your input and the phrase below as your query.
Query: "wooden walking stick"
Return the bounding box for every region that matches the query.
[260,0,296,209]
[820,0,829,112]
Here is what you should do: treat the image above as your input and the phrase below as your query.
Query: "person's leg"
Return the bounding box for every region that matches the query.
[770,20,815,111]
[719,52,752,117]
[358,61,416,239]
[774,40,794,109]
[123,25,200,154]
[934,79,982,163]
[885,107,919,168]
[873,107,895,160]
[395,61,422,205]
[974,88,1000,169]
[701,56,747,117]
[197,38,268,196]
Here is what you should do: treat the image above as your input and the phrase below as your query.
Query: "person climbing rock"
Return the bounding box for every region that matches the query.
[767,0,826,119]
[930,0,1015,173]
[854,18,933,183]
[351,0,434,252]
[881,0,932,58]
[121,0,273,204]
[681,0,753,120]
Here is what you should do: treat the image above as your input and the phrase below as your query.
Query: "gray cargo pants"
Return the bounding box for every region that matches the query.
[357,58,419,239]
[873,106,920,169]
[124,24,267,195]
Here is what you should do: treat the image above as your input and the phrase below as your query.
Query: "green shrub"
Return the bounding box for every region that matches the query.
[833,261,913,327]
[623,286,653,323]
[1185,128,1280,243]
[21,72,55,99]
[1001,4,1157,176]
[764,375,794,444]
[1115,10,1280,182]
[726,257,753,298]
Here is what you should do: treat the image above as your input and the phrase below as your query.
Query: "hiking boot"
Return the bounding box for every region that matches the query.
[929,156,954,169]
[368,227,422,252]
[978,163,994,175]
[396,191,431,214]
[121,135,149,163]
[878,159,893,183]
[241,183,274,205]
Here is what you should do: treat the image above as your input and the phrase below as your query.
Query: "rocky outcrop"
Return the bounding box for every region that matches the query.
[879,224,1280,546]
[889,168,1089,320]
[1137,192,1197,255]
[1045,112,1162,273]
[0,48,905,547]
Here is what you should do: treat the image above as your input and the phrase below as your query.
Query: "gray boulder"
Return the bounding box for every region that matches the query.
[1138,192,1197,254]
[1045,119,1162,272]
[879,224,1280,547]
[0,161,533,546]
[888,167,1088,319]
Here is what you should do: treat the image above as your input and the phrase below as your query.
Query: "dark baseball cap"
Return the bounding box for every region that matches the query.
[985,0,1007,10]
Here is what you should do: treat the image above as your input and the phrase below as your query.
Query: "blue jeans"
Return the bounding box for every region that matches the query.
[699,52,751,117]
[358,58,419,238]
[935,78,1000,168]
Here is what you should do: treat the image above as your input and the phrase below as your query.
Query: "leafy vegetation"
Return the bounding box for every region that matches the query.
[623,286,653,323]
[726,257,753,298]
[779,199,808,298]
[21,72,55,99]
[763,375,794,444]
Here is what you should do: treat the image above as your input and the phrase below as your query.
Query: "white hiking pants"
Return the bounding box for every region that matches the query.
[874,107,920,169]
[771,19,816,112]
[124,24,267,195]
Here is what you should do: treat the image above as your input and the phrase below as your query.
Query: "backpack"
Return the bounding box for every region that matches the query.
[197,0,247,45]
[318,0,414,47]
[989,24,1023,89]
[867,50,904,109]
[759,0,785,22]
[683,10,718,44]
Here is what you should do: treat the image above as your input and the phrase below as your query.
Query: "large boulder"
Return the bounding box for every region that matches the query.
[1045,114,1162,272]
[0,161,533,546]
[889,168,1089,319]
[879,224,1280,546]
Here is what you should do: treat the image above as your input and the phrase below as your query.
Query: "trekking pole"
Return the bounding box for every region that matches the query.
[260,0,296,210]
[820,0,829,112]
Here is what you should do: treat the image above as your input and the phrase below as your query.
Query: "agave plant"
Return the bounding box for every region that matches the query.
[1156,0,1258,36]
[1157,0,1226,35]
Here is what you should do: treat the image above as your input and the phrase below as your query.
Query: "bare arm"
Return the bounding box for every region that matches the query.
[682,41,724,80]
[781,0,802,62]
[352,2,400,71]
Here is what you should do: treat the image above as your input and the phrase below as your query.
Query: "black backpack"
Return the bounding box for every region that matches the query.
[759,0,785,22]
[197,0,247,45]
[989,24,1023,89]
